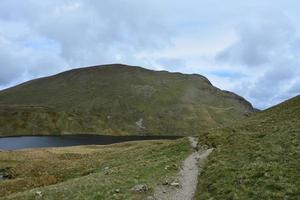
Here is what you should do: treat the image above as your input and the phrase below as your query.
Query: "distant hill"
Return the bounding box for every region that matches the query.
[0,64,254,136]
[196,95,300,199]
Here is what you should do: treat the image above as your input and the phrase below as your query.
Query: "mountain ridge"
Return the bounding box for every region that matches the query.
[0,64,254,136]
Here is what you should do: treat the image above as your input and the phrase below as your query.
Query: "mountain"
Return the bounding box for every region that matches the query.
[0,64,254,136]
[196,95,300,199]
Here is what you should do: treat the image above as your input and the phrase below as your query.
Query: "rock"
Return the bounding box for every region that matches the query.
[165,164,178,170]
[35,191,43,197]
[0,168,11,180]
[104,166,110,175]
[135,118,146,129]
[198,145,209,153]
[130,184,148,193]
[170,182,180,187]
[162,180,169,185]
[115,189,120,193]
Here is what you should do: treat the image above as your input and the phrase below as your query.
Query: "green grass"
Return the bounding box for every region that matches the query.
[0,138,191,200]
[0,64,254,136]
[196,95,300,200]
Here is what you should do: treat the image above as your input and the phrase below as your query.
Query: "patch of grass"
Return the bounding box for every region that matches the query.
[196,95,300,200]
[0,138,191,200]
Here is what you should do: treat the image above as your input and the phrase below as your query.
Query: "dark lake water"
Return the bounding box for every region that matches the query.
[0,135,181,150]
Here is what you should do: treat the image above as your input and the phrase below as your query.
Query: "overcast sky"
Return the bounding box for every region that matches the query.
[0,0,300,109]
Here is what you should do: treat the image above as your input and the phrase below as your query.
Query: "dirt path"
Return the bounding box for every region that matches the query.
[152,137,213,200]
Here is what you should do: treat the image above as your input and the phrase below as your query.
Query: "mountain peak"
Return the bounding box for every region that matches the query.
[0,64,254,136]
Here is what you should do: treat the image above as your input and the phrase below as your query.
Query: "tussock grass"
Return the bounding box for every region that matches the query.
[196,95,300,200]
[0,138,191,200]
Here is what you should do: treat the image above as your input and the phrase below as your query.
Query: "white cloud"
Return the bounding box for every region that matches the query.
[0,0,300,109]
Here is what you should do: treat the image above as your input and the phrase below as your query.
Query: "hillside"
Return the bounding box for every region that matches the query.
[196,95,300,199]
[0,64,254,136]
[0,138,191,199]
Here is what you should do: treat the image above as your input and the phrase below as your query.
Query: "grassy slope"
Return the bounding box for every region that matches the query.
[0,64,253,136]
[0,138,191,199]
[196,95,300,200]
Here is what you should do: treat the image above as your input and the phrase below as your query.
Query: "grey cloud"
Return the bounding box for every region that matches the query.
[0,18,68,85]
[1,0,300,109]
[247,59,300,106]
[289,79,300,95]
[156,58,186,71]
[248,66,299,105]
[31,1,171,65]
[216,17,300,108]
[0,0,172,87]
[216,19,296,67]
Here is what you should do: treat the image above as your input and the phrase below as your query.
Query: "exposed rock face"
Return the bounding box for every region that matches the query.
[0,64,255,136]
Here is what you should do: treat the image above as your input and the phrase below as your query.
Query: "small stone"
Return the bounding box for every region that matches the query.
[130,184,148,193]
[35,191,43,197]
[170,182,180,187]
[104,166,111,175]
[162,180,169,185]
[115,189,120,193]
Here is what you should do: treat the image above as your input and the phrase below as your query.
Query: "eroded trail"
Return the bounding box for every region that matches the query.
[152,137,213,200]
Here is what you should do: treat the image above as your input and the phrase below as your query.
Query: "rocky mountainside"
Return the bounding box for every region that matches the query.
[0,64,254,136]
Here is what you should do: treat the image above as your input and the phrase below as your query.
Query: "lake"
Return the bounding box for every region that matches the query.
[0,135,182,150]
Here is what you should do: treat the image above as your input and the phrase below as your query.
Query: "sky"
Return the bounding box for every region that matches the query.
[0,0,300,109]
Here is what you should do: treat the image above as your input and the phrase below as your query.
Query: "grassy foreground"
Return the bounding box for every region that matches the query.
[196,96,300,199]
[0,138,191,200]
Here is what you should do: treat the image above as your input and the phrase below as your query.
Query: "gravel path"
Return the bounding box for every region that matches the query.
[152,137,213,200]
